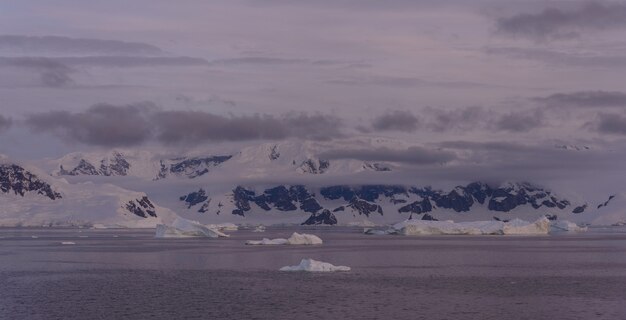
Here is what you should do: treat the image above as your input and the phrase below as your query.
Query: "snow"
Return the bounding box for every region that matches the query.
[279,258,350,272]
[391,217,551,236]
[155,217,229,238]
[246,232,322,245]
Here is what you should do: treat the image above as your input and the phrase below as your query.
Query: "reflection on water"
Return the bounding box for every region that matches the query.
[1,226,626,319]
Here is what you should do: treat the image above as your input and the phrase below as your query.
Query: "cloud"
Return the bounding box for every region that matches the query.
[0,57,74,87]
[590,113,626,135]
[485,47,626,68]
[24,103,344,147]
[327,75,498,89]
[493,109,544,132]
[0,115,12,133]
[534,91,626,107]
[424,106,488,132]
[319,146,456,165]
[0,35,162,55]
[54,56,209,67]
[496,1,626,40]
[370,110,419,132]
[154,111,342,143]
[209,57,306,66]
[25,102,157,147]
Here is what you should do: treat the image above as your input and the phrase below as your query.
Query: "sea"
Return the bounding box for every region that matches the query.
[1,226,626,319]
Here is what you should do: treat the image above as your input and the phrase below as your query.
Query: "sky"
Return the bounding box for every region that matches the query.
[0,0,626,197]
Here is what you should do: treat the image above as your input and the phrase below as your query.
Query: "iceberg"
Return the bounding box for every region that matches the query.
[61,241,76,245]
[246,232,322,245]
[155,217,229,238]
[279,258,350,272]
[391,217,551,236]
[550,220,588,232]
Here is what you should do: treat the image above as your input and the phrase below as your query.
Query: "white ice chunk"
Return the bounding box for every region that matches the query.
[279,258,350,272]
[155,217,229,238]
[252,225,266,233]
[246,232,322,245]
[503,218,550,235]
[550,220,588,232]
[392,217,550,236]
[246,238,289,245]
[61,241,76,245]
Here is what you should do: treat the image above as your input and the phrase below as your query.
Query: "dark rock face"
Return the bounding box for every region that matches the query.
[347,198,383,217]
[181,182,575,225]
[125,196,157,218]
[398,199,433,214]
[59,152,130,176]
[299,159,330,174]
[269,145,280,160]
[302,209,337,225]
[363,162,391,172]
[572,204,587,214]
[487,183,570,212]
[597,195,615,209]
[0,164,62,200]
[159,155,232,179]
[179,189,209,210]
[421,213,438,221]
[228,185,323,217]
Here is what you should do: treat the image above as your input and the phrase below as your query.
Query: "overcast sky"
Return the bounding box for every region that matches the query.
[0,1,625,197]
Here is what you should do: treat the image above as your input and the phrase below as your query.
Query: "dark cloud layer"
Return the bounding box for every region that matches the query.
[26,102,156,147]
[424,106,487,132]
[0,115,12,133]
[24,103,343,146]
[154,111,342,143]
[535,91,626,107]
[371,110,419,132]
[55,56,209,67]
[0,35,162,55]
[493,109,544,132]
[319,146,456,165]
[0,57,74,87]
[496,2,626,40]
[592,113,626,135]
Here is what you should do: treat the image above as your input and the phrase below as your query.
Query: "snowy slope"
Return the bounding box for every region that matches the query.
[0,159,178,227]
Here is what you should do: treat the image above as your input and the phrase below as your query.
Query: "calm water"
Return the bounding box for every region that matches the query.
[1,226,626,319]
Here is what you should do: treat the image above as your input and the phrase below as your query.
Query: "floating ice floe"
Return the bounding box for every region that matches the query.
[279,258,350,272]
[550,220,588,232]
[155,217,229,238]
[252,225,266,233]
[246,232,322,245]
[369,217,552,236]
[61,241,76,245]
[207,222,238,231]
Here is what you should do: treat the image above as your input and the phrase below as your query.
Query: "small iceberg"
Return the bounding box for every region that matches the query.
[279,258,350,272]
[252,225,266,233]
[246,232,322,245]
[61,241,76,245]
[155,217,229,238]
[207,222,238,231]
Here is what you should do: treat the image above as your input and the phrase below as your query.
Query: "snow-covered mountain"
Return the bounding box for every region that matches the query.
[0,160,177,227]
[177,182,584,226]
[50,139,397,181]
[2,138,625,227]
